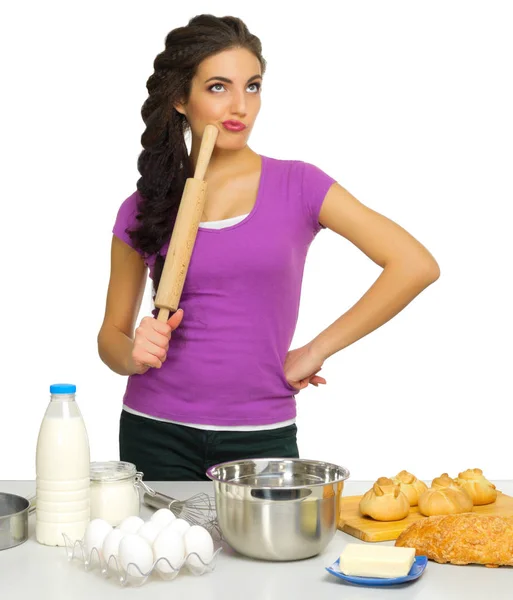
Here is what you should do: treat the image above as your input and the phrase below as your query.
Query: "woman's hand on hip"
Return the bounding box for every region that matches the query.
[283,344,327,391]
[129,309,184,375]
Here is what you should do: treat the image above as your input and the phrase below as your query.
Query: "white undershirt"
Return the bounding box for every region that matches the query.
[123,213,296,432]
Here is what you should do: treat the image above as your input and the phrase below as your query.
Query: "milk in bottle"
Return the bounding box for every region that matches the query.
[35,383,90,546]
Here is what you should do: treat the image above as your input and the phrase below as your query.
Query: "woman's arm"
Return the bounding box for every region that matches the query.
[97,236,147,375]
[311,182,440,361]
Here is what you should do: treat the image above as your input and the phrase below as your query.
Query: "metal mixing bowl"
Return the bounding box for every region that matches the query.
[206,458,350,561]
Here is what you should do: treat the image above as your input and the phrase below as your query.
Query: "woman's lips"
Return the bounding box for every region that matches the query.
[222,120,247,132]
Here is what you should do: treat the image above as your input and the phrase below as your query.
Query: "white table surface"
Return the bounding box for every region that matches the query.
[1,480,512,599]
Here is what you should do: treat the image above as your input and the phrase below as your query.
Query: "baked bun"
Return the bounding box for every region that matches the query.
[456,468,497,505]
[391,470,428,506]
[418,486,473,516]
[359,477,410,521]
[431,473,462,490]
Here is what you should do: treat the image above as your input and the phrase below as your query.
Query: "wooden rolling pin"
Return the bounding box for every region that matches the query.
[154,124,219,322]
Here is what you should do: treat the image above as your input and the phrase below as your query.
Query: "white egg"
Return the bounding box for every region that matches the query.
[102,528,125,562]
[183,525,214,571]
[118,515,144,534]
[137,520,161,545]
[166,518,190,536]
[84,519,113,560]
[118,533,154,578]
[149,508,176,529]
[152,527,185,574]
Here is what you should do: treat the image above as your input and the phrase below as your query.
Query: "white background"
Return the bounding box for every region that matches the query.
[1,1,511,481]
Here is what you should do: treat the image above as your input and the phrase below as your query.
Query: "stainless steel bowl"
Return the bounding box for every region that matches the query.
[206,458,349,561]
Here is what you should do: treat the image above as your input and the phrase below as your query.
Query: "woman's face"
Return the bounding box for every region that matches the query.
[174,47,262,150]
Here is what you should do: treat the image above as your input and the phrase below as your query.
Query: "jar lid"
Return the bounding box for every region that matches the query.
[90,461,137,482]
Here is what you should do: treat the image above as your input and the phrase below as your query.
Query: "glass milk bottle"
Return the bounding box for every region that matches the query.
[35,383,91,546]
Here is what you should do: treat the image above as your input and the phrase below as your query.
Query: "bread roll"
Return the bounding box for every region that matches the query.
[359,477,410,521]
[395,514,513,566]
[418,486,473,516]
[456,468,497,505]
[431,473,462,490]
[391,470,428,507]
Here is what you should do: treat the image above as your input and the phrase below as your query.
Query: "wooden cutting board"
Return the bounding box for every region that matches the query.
[338,491,513,542]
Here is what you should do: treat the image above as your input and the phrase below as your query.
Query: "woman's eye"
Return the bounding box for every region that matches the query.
[208,82,262,93]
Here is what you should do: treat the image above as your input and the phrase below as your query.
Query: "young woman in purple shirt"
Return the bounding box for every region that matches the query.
[97,14,440,481]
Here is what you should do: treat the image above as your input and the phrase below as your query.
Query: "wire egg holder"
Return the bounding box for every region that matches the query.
[62,475,223,587]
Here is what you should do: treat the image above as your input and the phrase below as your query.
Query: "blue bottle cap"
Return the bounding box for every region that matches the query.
[50,383,76,394]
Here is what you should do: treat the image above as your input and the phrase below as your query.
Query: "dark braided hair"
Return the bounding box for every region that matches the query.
[127,14,266,297]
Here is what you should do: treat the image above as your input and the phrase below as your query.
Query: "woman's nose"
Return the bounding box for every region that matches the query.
[230,89,247,116]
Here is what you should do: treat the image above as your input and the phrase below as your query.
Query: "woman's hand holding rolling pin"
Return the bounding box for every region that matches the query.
[130,309,184,375]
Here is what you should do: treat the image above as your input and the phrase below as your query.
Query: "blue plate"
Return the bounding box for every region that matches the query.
[325,555,428,586]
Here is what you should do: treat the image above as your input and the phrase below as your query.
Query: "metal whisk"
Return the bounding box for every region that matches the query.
[138,479,221,539]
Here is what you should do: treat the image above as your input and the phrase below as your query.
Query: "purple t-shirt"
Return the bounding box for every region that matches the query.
[112,155,336,426]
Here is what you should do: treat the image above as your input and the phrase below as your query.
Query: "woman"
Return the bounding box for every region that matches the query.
[97,14,440,480]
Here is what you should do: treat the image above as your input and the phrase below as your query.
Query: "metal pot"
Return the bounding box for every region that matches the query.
[0,493,36,551]
[206,458,349,561]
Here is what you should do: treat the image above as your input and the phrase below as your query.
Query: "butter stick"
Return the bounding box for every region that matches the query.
[339,543,416,578]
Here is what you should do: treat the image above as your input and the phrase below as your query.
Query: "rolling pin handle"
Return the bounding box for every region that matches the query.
[157,307,170,322]
[194,124,219,180]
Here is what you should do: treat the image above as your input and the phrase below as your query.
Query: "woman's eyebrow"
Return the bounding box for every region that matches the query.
[204,74,262,84]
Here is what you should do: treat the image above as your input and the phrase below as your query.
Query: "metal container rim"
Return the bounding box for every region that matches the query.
[205,457,350,489]
[0,492,30,520]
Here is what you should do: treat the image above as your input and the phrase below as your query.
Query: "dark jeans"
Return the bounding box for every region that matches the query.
[119,409,299,481]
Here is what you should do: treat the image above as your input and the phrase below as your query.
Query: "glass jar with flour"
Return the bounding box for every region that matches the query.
[89,461,145,526]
